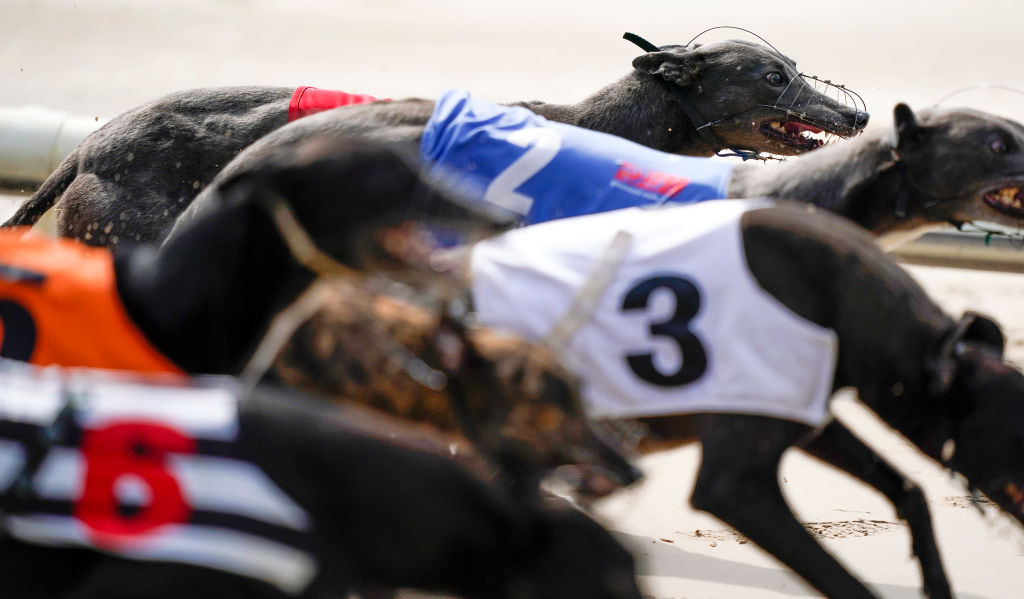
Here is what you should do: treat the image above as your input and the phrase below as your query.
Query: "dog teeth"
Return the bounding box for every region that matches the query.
[763,120,834,150]
[992,187,1022,208]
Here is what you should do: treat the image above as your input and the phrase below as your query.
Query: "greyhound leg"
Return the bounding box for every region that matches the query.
[690,414,878,599]
[801,420,952,599]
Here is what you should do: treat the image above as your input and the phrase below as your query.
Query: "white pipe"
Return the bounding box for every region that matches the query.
[0,106,105,183]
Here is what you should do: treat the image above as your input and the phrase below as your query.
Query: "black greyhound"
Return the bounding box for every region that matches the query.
[3,37,866,246]
[224,139,1024,599]
[0,360,641,599]
[0,139,640,489]
[728,103,1024,247]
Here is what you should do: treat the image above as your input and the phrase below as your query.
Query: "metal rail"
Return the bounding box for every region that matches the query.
[892,231,1024,273]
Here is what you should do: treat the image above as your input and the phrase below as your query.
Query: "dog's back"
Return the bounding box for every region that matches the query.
[3,87,295,240]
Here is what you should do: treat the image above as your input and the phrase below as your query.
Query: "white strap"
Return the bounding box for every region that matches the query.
[542,230,633,352]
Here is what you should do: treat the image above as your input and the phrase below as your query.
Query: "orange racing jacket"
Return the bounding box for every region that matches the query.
[0,229,182,374]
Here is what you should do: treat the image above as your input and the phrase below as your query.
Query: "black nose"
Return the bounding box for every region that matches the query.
[853,110,870,129]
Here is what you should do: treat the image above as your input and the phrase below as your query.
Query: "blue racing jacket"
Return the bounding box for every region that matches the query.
[420,89,735,225]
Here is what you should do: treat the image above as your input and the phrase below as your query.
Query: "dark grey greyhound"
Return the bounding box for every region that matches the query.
[220,139,1024,599]
[3,36,867,246]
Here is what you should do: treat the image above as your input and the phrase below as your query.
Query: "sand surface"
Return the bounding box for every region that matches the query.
[2,1,1024,597]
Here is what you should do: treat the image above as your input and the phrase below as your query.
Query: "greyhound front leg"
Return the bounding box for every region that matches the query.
[690,414,878,599]
[801,420,952,599]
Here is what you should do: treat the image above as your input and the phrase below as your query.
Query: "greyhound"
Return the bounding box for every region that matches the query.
[168,92,1020,250]
[460,200,1024,599]
[423,93,1024,247]
[3,36,867,246]
[0,139,640,489]
[228,139,1024,599]
[0,359,642,599]
[729,102,1024,247]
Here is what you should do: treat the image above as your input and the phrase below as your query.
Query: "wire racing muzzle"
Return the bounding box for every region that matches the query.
[625,27,868,161]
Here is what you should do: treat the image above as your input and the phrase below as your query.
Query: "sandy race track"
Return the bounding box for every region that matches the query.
[2,1,1024,597]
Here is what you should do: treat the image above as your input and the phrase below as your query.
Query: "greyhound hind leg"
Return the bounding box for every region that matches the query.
[690,413,878,599]
[801,419,952,599]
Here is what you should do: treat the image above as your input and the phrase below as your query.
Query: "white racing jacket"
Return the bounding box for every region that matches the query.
[470,199,839,427]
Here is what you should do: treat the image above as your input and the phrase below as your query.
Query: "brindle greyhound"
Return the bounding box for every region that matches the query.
[0,362,642,599]
[3,36,866,246]
[270,279,604,481]
[223,139,1024,599]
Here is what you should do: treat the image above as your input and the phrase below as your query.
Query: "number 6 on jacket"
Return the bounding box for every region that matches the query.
[76,421,195,547]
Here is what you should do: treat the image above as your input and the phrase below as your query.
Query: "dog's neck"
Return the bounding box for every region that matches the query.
[728,129,943,238]
[114,200,317,375]
[514,72,714,156]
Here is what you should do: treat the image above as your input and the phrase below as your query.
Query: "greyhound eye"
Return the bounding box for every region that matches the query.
[990,139,1008,153]
[765,72,784,85]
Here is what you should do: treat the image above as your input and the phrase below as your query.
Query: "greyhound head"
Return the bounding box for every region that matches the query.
[921,313,1024,526]
[631,39,869,156]
[271,279,642,492]
[883,103,1024,233]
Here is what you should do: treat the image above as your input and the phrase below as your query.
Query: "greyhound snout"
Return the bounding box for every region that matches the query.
[852,110,870,130]
[771,76,870,138]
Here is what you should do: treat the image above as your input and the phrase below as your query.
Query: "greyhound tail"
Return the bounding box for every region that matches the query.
[2,151,78,227]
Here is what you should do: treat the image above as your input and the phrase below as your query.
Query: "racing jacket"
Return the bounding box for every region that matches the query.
[470,200,839,427]
[0,229,181,374]
[420,89,734,225]
[0,359,316,593]
[287,86,382,122]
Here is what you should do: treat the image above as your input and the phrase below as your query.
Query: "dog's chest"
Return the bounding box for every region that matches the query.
[470,200,838,426]
[0,361,317,595]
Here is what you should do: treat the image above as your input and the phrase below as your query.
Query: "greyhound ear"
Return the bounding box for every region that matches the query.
[960,311,1005,357]
[632,50,702,87]
[893,103,923,149]
[927,312,1006,398]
